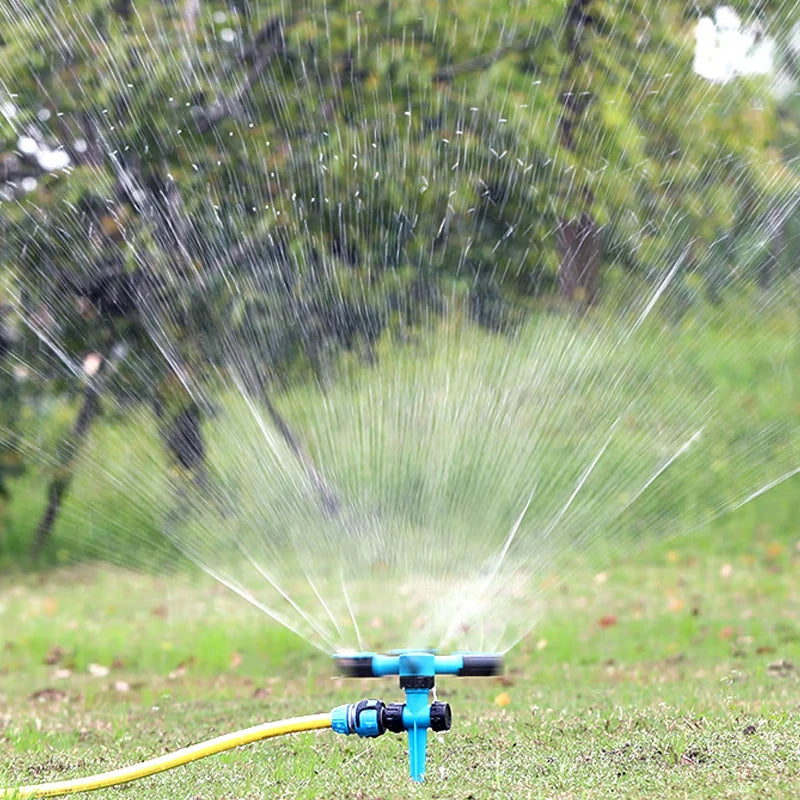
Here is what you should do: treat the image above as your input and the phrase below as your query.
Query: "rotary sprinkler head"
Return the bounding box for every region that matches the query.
[330,651,503,781]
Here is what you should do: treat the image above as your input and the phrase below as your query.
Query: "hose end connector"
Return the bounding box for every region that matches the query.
[331,699,386,738]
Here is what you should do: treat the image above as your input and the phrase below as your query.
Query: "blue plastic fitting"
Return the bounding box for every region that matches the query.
[402,687,432,781]
[330,699,385,738]
[331,650,502,781]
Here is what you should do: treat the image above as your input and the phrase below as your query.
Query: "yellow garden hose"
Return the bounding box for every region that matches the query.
[1,713,332,799]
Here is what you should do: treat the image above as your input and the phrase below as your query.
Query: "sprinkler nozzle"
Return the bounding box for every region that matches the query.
[331,651,501,781]
[334,651,503,679]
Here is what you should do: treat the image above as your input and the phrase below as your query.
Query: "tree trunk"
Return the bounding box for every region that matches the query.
[556,212,602,305]
[760,206,786,290]
[30,385,100,558]
[261,390,340,516]
[165,404,205,471]
[111,0,133,22]
[557,0,603,307]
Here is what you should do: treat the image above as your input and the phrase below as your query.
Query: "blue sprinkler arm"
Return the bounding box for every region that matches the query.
[330,651,503,782]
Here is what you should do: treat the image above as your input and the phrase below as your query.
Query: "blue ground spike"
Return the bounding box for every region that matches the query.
[331,651,503,781]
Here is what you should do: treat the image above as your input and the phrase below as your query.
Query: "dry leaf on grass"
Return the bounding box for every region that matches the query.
[43,646,64,665]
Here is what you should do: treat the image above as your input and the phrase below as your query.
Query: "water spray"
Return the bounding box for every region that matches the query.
[332,650,503,781]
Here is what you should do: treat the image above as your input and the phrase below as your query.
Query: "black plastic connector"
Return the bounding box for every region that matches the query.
[429,702,452,732]
[381,702,406,733]
[399,674,435,690]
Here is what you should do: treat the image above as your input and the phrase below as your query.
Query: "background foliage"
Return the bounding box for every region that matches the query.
[0,0,798,561]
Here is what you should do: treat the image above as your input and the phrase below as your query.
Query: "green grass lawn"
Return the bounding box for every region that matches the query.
[2,502,799,799]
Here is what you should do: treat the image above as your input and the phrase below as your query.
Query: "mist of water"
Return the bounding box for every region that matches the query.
[1,1,798,653]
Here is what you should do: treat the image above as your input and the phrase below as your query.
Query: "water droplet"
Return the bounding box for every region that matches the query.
[18,135,37,155]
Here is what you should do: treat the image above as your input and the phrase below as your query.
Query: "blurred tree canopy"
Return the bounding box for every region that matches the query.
[0,0,797,534]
